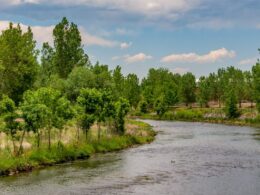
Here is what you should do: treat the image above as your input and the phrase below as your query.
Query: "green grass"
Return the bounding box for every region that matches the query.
[0,120,155,176]
[135,108,260,127]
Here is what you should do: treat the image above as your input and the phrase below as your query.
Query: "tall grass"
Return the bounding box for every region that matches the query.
[0,120,155,176]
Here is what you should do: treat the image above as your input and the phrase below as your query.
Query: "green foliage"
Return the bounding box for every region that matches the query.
[154,96,168,117]
[179,72,196,106]
[0,23,39,103]
[65,67,95,101]
[197,76,210,107]
[138,99,148,114]
[114,98,130,135]
[124,74,141,108]
[224,89,240,119]
[52,17,89,78]
[252,62,260,112]
[174,109,203,120]
[141,68,178,108]
[0,96,20,135]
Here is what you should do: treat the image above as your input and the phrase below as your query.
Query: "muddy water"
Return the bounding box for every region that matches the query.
[0,120,260,195]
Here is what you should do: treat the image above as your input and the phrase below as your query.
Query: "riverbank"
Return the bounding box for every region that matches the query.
[133,108,260,128]
[0,120,156,176]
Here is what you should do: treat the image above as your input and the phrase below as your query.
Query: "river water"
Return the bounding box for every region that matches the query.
[0,120,260,195]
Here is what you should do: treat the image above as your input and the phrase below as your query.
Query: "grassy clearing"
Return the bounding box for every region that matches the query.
[0,120,155,176]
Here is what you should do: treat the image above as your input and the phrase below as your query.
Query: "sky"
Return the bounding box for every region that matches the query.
[0,0,260,78]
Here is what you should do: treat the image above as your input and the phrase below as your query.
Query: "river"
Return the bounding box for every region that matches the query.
[0,120,260,195]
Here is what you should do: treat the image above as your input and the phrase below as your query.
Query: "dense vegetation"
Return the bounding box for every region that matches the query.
[0,17,260,174]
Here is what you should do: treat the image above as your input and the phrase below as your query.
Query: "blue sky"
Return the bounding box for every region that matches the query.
[0,0,260,78]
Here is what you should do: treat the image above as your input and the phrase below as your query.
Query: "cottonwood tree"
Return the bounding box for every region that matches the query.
[179,72,196,107]
[77,88,102,140]
[0,23,39,103]
[114,98,130,135]
[53,17,89,78]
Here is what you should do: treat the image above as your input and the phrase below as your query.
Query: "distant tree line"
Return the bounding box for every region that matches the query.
[0,17,260,154]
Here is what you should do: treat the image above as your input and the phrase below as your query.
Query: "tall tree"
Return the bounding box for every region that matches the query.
[252,61,260,112]
[197,76,211,107]
[124,73,141,108]
[179,72,196,107]
[53,17,89,78]
[0,23,39,103]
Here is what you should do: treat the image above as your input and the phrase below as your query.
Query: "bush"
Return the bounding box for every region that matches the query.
[174,109,203,120]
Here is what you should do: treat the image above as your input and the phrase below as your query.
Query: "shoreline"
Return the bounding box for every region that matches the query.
[133,114,260,128]
[0,120,156,177]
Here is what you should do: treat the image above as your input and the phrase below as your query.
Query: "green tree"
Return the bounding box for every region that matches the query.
[197,76,210,107]
[77,88,102,140]
[124,73,141,108]
[0,96,20,155]
[112,66,125,99]
[0,23,39,103]
[65,67,95,102]
[252,62,260,112]
[141,68,178,108]
[154,96,167,117]
[53,17,89,78]
[179,72,196,107]
[225,89,240,119]
[21,88,72,149]
[138,99,148,114]
[92,62,113,89]
[114,98,130,135]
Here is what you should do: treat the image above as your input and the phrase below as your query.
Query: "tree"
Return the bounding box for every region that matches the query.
[114,98,130,135]
[92,62,113,89]
[154,96,167,117]
[225,89,240,119]
[124,74,141,108]
[138,99,148,114]
[21,88,72,149]
[77,88,102,140]
[65,67,95,102]
[252,62,260,112]
[179,72,196,107]
[244,71,254,108]
[53,17,89,78]
[112,66,125,99]
[197,76,210,107]
[0,96,20,155]
[0,23,39,103]
[36,42,55,87]
[141,68,178,108]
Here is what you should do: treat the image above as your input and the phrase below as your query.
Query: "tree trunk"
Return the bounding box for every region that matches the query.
[18,129,26,155]
[77,126,80,143]
[37,131,41,148]
[48,127,51,150]
[98,122,101,140]
[11,134,17,156]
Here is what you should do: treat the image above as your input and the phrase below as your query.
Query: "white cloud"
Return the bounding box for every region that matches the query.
[2,0,200,18]
[161,48,236,63]
[125,53,152,63]
[120,42,132,49]
[239,57,258,65]
[0,21,118,47]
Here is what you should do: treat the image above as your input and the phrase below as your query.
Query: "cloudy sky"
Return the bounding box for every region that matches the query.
[0,0,260,78]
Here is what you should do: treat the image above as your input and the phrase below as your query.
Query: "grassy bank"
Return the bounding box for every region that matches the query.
[0,120,156,176]
[133,108,260,128]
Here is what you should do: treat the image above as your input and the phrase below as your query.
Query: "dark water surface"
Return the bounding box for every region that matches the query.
[0,120,260,195]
